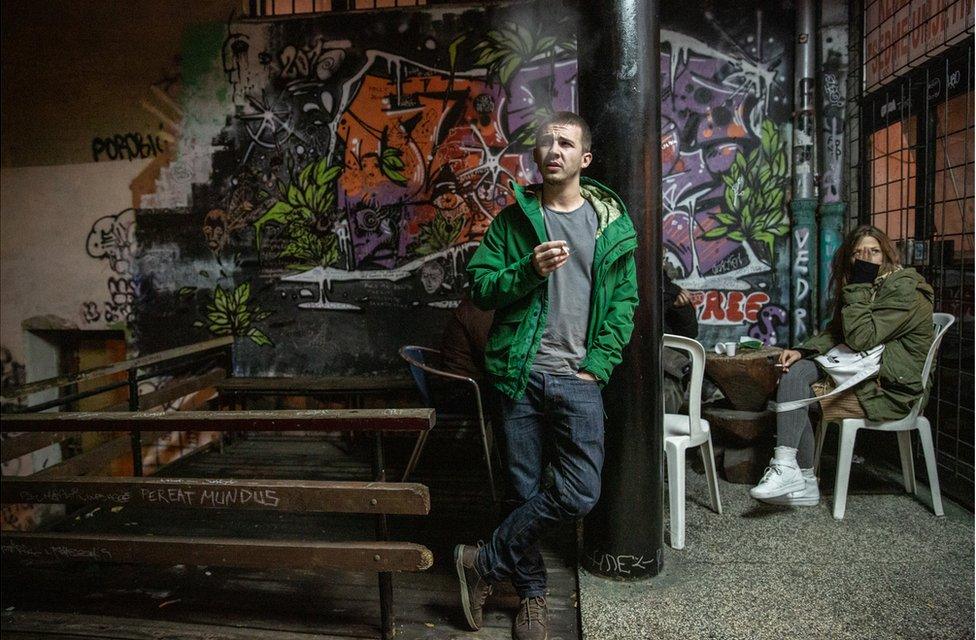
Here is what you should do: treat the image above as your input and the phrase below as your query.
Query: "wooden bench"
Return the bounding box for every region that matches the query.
[216,375,416,410]
[0,408,436,640]
[0,408,432,434]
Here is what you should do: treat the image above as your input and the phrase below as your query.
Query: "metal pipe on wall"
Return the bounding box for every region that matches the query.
[818,0,850,327]
[791,0,819,343]
[577,0,665,579]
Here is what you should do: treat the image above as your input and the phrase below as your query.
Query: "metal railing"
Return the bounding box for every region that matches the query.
[239,0,511,18]
[1,337,233,476]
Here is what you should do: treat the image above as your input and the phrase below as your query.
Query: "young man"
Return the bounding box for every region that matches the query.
[455,112,639,640]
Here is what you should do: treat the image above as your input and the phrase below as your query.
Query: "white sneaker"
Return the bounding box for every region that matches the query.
[750,458,805,500]
[760,473,820,506]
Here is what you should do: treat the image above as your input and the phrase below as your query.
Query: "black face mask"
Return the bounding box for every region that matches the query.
[851,258,881,284]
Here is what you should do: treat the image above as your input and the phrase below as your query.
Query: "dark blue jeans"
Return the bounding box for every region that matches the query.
[476,370,605,597]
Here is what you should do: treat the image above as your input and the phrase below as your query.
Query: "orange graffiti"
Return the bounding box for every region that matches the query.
[337,69,524,247]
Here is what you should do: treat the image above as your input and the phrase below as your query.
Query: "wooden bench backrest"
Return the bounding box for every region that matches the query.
[0,408,436,576]
[1,532,433,572]
[216,375,415,394]
[2,477,430,515]
[1,477,434,573]
[0,408,435,433]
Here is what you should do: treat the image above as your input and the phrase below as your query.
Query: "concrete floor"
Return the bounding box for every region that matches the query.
[579,460,975,640]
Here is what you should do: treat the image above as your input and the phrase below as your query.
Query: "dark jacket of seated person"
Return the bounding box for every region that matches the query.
[662,271,699,412]
[434,298,494,413]
[663,275,698,339]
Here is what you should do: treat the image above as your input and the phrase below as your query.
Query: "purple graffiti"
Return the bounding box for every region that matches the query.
[661,43,759,279]
[504,59,578,135]
[748,303,788,346]
[658,29,787,290]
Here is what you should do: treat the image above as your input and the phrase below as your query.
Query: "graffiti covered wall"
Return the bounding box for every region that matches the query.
[0,2,229,169]
[134,5,579,375]
[660,2,794,347]
[2,0,796,380]
[0,1,234,369]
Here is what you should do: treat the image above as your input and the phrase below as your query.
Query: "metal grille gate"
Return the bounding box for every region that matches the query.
[859,37,974,509]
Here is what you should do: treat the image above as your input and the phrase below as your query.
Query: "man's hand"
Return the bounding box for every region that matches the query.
[778,349,803,373]
[575,370,597,382]
[674,288,693,307]
[532,240,570,277]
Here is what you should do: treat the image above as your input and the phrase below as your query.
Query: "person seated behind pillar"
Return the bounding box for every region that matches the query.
[441,296,494,381]
[750,225,935,507]
[432,296,494,414]
[434,297,511,510]
[662,268,699,413]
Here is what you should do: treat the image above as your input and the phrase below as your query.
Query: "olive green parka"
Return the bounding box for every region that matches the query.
[800,267,935,421]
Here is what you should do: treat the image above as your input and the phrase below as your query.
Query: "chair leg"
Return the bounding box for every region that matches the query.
[832,421,859,520]
[486,422,504,481]
[813,421,828,477]
[699,437,723,515]
[665,441,686,550]
[400,431,429,482]
[915,421,945,517]
[895,430,917,494]
[477,423,498,508]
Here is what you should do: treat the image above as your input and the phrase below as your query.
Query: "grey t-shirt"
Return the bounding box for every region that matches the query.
[532,200,598,375]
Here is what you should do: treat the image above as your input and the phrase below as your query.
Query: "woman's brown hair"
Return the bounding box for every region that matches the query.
[826,224,901,332]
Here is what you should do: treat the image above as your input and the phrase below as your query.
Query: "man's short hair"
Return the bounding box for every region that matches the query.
[535,111,592,153]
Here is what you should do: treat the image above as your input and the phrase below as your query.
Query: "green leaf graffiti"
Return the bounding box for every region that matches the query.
[280,225,341,271]
[380,146,408,185]
[705,121,790,263]
[253,156,345,270]
[473,22,565,86]
[195,282,274,347]
[412,213,464,256]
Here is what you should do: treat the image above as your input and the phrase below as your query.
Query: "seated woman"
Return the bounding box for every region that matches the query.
[750,225,934,506]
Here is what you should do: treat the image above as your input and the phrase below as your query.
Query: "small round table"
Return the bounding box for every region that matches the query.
[702,346,783,484]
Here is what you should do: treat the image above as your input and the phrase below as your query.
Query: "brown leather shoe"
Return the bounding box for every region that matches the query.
[454,543,493,630]
[513,596,548,640]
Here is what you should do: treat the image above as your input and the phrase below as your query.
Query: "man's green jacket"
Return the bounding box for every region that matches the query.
[466,177,639,400]
[799,267,935,421]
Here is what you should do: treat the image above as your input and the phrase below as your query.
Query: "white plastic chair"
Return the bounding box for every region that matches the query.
[663,334,722,549]
[813,312,955,520]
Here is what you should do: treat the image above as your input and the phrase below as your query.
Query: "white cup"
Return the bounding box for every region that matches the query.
[714,341,738,356]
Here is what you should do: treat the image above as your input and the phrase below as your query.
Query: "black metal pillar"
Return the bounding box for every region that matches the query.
[578,0,665,579]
